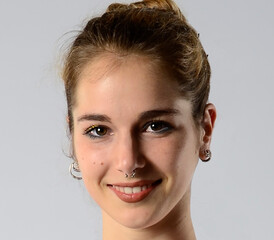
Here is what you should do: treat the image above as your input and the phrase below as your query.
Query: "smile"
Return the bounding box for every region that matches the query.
[107,179,162,203]
[112,185,150,194]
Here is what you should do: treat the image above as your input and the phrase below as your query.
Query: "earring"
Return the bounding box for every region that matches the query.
[201,149,211,162]
[125,169,136,178]
[69,161,82,180]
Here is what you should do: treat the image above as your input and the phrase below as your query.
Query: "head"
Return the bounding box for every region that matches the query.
[63,0,216,230]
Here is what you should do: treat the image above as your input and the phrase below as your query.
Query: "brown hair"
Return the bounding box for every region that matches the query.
[62,0,210,131]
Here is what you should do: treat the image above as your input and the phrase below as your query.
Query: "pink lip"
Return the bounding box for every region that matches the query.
[108,179,162,203]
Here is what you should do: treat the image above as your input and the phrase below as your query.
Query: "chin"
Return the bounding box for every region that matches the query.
[114,210,159,229]
[104,200,167,230]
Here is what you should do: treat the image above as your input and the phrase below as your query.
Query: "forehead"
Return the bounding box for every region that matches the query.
[74,54,189,120]
[78,53,169,85]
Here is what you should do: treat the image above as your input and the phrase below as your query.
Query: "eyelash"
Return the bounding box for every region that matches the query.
[142,120,173,134]
[84,125,110,139]
[83,120,173,139]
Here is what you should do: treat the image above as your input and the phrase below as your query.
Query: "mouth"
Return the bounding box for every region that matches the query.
[107,179,162,203]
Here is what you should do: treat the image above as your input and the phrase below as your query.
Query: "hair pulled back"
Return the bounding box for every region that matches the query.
[63,0,211,131]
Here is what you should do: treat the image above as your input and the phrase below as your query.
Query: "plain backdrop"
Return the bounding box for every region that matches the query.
[0,0,273,239]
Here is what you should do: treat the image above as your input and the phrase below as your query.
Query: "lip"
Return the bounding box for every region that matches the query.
[108,179,162,203]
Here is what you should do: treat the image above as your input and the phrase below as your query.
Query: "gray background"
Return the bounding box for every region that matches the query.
[1,0,273,239]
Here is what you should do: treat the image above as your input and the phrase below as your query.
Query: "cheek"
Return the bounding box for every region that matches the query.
[143,131,199,187]
[144,133,195,168]
[73,136,109,184]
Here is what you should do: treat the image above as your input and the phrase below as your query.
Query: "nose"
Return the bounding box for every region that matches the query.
[113,132,145,175]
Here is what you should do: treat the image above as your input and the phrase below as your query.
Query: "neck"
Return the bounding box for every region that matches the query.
[102,189,196,240]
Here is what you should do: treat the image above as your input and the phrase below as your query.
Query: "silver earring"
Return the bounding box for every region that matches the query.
[125,169,136,178]
[69,161,82,180]
[201,149,211,162]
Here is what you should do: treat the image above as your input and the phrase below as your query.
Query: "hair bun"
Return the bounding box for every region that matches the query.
[106,0,185,21]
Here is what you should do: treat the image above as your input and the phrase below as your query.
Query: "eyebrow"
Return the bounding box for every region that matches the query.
[77,114,111,123]
[139,108,180,121]
[77,108,180,123]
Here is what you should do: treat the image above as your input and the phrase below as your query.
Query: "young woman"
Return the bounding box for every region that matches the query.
[64,0,216,239]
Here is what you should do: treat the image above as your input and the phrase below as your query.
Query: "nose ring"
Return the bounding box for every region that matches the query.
[125,169,136,178]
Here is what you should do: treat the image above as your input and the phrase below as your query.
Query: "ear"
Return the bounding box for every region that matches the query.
[199,103,217,160]
[66,116,69,123]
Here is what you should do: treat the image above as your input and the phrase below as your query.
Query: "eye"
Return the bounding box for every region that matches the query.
[84,125,109,138]
[144,121,173,134]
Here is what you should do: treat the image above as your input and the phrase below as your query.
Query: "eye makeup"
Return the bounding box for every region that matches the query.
[84,125,110,139]
[142,120,174,135]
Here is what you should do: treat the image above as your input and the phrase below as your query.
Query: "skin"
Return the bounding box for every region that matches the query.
[71,54,216,240]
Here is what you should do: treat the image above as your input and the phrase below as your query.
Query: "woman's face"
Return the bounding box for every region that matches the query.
[72,54,202,229]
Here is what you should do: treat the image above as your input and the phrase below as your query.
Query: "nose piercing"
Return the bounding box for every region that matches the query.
[125,169,136,178]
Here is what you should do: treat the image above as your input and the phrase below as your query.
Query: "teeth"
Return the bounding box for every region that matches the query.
[124,187,132,194]
[113,185,149,194]
[133,186,141,193]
